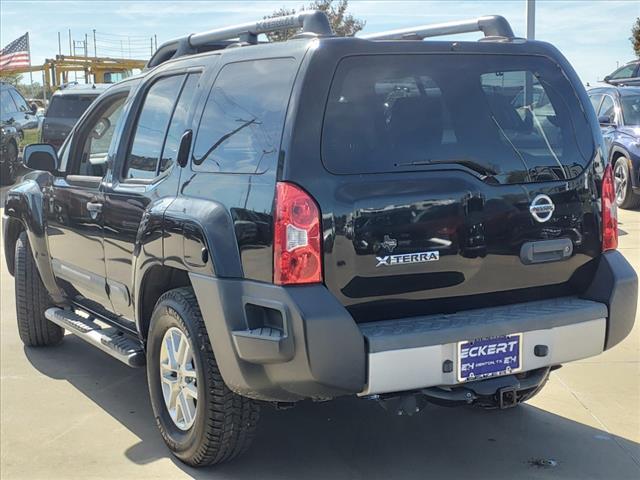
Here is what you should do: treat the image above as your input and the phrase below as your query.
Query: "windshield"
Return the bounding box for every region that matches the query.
[322,54,594,184]
[621,95,640,126]
[46,94,96,119]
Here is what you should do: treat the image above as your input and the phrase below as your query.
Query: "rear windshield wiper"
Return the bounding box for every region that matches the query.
[394,159,497,177]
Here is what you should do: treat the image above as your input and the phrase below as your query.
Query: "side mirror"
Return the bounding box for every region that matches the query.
[91,117,111,139]
[603,75,611,83]
[23,144,58,173]
[598,114,615,127]
[30,103,38,114]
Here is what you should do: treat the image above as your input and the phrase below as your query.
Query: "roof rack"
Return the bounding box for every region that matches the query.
[359,15,514,41]
[147,10,332,68]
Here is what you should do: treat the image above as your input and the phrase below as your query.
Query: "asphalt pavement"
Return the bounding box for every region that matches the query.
[1,182,639,480]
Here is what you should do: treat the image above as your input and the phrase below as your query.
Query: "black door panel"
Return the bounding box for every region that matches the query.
[46,177,110,308]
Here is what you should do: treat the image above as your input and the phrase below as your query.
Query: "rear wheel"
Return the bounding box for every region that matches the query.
[14,232,64,346]
[614,156,640,210]
[146,287,260,467]
[0,141,18,186]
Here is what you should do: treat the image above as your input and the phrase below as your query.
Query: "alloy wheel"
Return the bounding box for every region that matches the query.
[614,161,627,205]
[159,327,198,430]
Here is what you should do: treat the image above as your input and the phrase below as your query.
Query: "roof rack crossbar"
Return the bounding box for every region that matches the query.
[147,10,332,68]
[359,15,514,41]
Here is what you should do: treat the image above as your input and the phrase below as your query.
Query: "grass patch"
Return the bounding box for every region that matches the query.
[20,129,40,148]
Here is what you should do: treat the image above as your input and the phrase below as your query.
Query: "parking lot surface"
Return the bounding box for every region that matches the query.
[1,183,639,480]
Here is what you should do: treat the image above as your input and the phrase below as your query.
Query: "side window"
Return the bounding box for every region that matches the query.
[124,75,184,180]
[1,89,18,115]
[8,89,29,112]
[598,95,615,121]
[609,64,635,80]
[76,94,128,177]
[159,73,200,173]
[588,94,603,114]
[192,58,297,173]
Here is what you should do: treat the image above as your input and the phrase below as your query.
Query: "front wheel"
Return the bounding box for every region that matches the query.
[146,287,260,467]
[14,232,64,346]
[614,157,640,210]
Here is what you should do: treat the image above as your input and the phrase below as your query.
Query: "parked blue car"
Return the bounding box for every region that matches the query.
[588,85,640,209]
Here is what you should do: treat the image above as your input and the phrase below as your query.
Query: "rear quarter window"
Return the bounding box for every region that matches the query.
[192,58,297,174]
[321,54,594,184]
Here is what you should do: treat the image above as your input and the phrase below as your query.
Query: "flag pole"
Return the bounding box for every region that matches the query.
[26,32,34,86]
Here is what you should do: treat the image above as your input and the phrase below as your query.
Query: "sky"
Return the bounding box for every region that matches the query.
[1,0,638,86]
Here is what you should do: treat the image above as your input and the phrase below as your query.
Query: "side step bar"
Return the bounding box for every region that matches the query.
[44,307,145,367]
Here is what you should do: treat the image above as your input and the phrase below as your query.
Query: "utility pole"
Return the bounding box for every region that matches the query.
[524,0,535,107]
[68,29,72,55]
[93,29,97,58]
[58,32,61,55]
[526,0,535,40]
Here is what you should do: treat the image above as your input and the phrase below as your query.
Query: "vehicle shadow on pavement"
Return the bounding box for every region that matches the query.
[25,335,640,480]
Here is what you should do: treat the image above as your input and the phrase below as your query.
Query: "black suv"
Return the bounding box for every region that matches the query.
[1,82,38,184]
[4,12,638,467]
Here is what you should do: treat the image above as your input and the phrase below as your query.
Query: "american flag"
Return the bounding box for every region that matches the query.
[0,33,31,70]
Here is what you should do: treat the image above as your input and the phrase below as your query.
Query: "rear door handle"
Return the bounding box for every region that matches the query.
[86,202,103,219]
[520,238,573,265]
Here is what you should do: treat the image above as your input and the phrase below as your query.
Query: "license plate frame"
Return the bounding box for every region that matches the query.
[457,333,523,383]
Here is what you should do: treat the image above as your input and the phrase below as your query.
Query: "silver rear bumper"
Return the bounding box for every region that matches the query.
[360,297,607,396]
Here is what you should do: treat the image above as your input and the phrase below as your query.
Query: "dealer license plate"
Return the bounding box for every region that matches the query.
[457,333,522,382]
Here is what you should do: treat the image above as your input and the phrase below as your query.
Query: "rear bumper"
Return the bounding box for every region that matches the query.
[189,250,637,402]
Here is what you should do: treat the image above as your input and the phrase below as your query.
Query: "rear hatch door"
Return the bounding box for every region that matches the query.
[318,53,600,321]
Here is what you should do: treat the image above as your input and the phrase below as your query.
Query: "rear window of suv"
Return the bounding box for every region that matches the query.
[322,54,594,184]
[46,95,97,119]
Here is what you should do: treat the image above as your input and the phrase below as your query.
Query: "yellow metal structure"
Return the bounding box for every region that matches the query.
[1,55,146,94]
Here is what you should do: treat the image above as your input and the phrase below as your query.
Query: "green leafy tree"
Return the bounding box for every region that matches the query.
[17,82,45,100]
[632,17,640,57]
[0,71,23,86]
[265,0,365,42]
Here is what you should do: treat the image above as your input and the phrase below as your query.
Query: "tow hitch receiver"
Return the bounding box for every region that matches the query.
[498,386,518,409]
[371,367,552,415]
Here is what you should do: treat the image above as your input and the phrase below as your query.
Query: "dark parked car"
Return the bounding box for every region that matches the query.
[41,83,109,149]
[4,12,637,467]
[604,60,640,86]
[589,85,640,209]
[1,82,39,185]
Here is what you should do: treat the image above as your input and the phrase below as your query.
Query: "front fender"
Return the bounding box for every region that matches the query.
[4,173,65,303]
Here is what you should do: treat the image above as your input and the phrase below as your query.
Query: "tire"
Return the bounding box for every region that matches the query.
[0,141,18,186]
[614,156,640,210]
[146,287,260,467]
[14,232,64,346]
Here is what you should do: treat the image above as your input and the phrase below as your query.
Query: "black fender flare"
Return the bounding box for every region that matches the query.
[162,196,243,278]
[3,173,66,304]
[132,196,244,330]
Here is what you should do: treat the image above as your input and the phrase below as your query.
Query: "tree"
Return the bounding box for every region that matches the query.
[17,82,45,100]
[265,0,365,42]
[0,71,23,86]
[632,17,640,57]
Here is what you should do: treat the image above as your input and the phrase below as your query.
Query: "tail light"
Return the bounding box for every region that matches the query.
[602,163,618,252]
[273,182,323,285]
